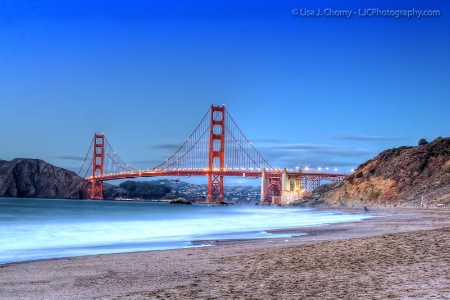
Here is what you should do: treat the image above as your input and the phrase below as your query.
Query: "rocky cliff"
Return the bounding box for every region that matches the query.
[0,158,91,199]
[314,137,450,207]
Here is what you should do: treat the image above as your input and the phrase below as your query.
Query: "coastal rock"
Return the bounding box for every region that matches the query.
[316,137,450,207]
[0,158,91,199]
[170,197,192,205]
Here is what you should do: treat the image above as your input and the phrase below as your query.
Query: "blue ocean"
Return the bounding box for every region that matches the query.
[0,198,370,264]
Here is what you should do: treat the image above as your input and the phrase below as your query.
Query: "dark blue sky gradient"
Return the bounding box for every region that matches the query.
[1,0,449,185]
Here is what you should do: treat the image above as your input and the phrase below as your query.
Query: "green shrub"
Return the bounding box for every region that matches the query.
[418,138,428,146]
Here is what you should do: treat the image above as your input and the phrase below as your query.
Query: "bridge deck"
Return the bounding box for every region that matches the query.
[90,170,349,182]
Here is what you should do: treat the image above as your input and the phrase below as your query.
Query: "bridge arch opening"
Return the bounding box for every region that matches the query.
[213,125,222,134]
[213,140,221,152]
[212,157,221,169]
[266,183,281,204]
[212,111,223,121]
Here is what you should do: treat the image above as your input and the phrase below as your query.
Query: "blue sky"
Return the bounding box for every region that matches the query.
[1,0,449,186]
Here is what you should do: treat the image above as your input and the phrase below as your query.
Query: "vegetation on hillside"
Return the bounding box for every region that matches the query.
[316,137,450,206]
[110,181,170,199]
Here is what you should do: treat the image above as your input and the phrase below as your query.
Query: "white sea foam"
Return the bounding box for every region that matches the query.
[0,198,371,264]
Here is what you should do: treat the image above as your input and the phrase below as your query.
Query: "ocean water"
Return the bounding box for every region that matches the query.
[0,198,371,264]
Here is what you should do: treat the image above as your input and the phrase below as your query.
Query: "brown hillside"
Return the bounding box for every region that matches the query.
[321,137,450,207]
[0,158,91,199]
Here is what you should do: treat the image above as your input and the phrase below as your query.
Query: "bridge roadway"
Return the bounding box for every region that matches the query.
[90,170,349,182]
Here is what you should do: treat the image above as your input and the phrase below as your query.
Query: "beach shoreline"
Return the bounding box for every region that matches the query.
[1,207,449,299]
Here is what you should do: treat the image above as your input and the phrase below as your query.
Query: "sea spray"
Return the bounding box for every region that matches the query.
[0,198,371,264]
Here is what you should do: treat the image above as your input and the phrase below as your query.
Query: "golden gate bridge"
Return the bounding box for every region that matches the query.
[78,105,348,205]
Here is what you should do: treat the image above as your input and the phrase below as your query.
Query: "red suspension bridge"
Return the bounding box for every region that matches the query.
[78,105,348,205]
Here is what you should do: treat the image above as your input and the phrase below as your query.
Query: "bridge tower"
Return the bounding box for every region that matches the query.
[91,133,105,199]
[207,105,225,202]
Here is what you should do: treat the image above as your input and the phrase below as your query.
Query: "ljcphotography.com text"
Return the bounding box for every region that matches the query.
[291,8,441,19]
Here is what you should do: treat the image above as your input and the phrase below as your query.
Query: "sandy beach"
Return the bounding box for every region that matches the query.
[1,207,450,299]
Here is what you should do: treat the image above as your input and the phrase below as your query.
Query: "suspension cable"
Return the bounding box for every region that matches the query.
[225,111,274,170]
[83,158,93,178]
[77,137,94,176]
[152,108,210,170]
[104,138,136,171]
[159,125,210,169]
[105,152,135,172]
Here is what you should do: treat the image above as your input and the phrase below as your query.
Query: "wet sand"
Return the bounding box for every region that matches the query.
[1,207,450,299]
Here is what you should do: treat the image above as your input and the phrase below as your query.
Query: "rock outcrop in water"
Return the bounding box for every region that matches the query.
[311,137,450,207]
[0,158,91,199]
[169,197,192,205]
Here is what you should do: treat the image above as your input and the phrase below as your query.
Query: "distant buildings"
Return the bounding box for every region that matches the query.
[151,179,260,203]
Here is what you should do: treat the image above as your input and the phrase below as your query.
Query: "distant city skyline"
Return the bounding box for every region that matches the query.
[1,0,449,186]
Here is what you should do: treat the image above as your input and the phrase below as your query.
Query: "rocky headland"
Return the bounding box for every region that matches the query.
[307,137,450,207]
[0,158,91,199]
